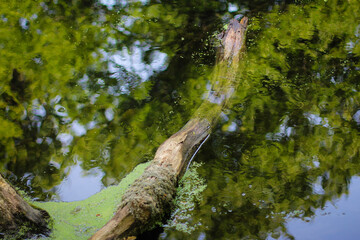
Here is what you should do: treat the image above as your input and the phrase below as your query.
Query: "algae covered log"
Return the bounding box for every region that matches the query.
[0,174,49,238]
[90,17,248,240]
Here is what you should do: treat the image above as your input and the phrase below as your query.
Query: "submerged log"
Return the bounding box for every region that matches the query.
[91,17,248,240]
[0,174,49,238]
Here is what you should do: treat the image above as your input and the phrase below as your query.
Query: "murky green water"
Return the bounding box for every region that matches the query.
[1,0,360,239]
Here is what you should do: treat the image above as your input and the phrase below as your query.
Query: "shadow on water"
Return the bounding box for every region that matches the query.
[1,0,360,239]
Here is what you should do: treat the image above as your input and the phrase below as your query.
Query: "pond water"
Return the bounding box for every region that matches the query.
[1,0,360,239]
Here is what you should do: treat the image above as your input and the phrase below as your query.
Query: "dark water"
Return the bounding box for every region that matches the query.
[1,0,360,239]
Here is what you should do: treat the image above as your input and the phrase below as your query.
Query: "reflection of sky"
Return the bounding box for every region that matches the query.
[285,177,360,240]
[266,113,332,142]
[265,115,293,141]
[99,0,116,9]
[108,43,168,81]
[56,161,104,202]
[99,0,149,9]
[56,133,73,147]
[228,3,238,12]
[304,112,330,128]
[71,120,87,136]
[353,110,360,124]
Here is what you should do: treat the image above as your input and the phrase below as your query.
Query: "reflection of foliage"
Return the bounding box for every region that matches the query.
[165,0,360,239]
[0,0,114,199]
[0,0,223,199]
[1,0,360,239]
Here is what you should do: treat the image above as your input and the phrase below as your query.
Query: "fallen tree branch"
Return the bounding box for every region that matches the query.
[90,17,248,240]
[0,174,49,238]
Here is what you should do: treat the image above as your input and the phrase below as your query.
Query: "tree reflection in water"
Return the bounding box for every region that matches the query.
[0,0,360,239]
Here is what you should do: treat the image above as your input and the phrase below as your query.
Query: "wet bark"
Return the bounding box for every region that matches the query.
[0,174,49,238]
[90,17,248,240]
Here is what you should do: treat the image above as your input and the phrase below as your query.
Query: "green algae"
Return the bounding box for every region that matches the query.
[29,161,205,239]
[164,162,207,234]
[32,162,150,240]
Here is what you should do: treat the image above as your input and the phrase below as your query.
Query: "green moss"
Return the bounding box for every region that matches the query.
[32,162,150,240]
[118,163,177,234]
[3,222,32,240]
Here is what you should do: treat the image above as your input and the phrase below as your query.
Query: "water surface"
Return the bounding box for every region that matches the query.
[1,0,360,239]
